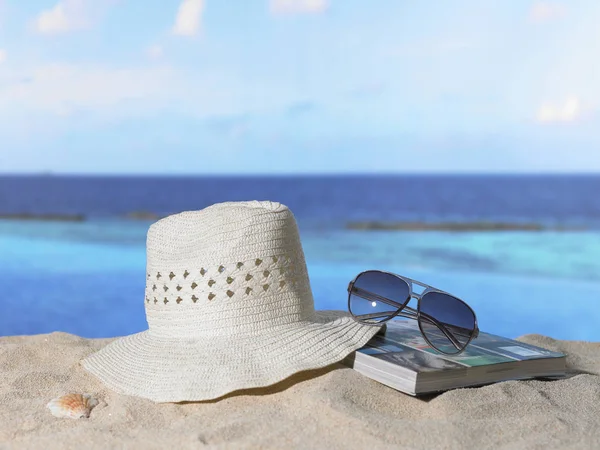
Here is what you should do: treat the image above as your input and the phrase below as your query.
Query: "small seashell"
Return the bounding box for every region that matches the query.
[47,394,99,419]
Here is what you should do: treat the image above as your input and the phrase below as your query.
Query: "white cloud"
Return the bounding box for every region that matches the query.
[270,0,328,15]
[0,49,6,64]
[537,96,582,123]
[530,2,566,23]
[146,44,164,60]
[0,64,172,116]
[0,62,299,127]
[172,0,204,36]
[33,0,88,34]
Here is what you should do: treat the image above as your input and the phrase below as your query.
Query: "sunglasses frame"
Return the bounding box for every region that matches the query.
[347,269,479,355]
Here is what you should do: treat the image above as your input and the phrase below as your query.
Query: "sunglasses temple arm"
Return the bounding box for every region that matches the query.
[351,287,463,350]
[401,306,464,350]
[355,310,465,349]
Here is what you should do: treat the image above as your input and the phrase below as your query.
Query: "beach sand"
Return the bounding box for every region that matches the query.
[0,333,598,450]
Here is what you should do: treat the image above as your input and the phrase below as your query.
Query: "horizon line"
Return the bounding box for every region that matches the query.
[1,171,600,177]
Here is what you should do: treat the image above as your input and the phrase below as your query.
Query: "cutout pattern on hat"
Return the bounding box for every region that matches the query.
[144,254,305,305]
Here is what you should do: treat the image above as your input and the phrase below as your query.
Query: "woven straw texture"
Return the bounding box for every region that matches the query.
[81,201,380,403]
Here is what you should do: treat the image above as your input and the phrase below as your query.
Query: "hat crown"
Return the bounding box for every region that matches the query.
[144,201,315,337]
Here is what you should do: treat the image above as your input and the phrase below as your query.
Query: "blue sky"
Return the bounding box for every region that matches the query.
[0,0,598,174]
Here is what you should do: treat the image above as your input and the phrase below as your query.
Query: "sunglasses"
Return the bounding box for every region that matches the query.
[347,270,479,355]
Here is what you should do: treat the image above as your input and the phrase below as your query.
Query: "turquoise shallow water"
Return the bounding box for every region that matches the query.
[1,219,599,340]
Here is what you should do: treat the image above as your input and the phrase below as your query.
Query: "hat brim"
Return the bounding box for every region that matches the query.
[81,311,380,403]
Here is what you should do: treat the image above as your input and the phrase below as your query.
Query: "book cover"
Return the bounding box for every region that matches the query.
[360,319,564,372]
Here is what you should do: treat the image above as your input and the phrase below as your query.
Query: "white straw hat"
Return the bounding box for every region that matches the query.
[81,200,380,403]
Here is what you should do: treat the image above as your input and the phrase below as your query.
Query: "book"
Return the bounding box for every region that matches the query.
[344,319,566,396]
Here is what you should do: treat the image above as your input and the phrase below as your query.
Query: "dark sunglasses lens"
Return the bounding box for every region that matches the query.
[419,292,476,354]
[349,271,410,324]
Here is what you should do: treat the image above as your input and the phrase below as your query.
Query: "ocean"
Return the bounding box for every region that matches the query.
[1,174,599,340]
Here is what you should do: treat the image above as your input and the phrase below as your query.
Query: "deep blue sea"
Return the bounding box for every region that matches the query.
[1,175,599,341]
